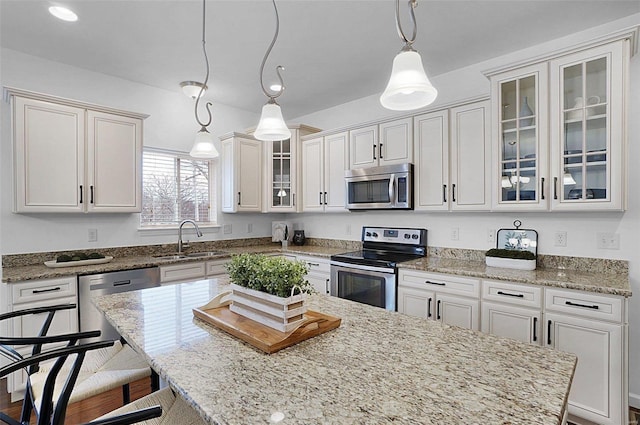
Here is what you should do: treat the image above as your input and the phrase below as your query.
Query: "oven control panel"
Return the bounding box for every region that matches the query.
[362,227,426,245]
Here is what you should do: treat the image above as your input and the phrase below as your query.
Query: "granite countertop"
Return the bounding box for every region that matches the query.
[399,257,632,297]
[1,245,346,283]
[93,279,576,425]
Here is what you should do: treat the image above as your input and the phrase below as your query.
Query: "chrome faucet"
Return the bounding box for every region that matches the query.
[178,219,203,254]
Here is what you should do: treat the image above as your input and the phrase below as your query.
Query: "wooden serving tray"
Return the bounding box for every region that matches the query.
[193,293,341,354]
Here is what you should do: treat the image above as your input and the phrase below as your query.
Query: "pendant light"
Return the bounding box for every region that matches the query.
[254,0,291,142]
[380,0,437,111]
[189,0,218,158]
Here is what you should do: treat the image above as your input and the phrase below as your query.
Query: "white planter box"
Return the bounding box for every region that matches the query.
[229,283,307,332]
[485,256,536,271]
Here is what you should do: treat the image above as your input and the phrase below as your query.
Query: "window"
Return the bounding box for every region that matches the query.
[141,149,216,227]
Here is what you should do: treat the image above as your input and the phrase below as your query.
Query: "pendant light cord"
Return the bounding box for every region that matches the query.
[395,0,417,46]
[259,0,284,101]
[195,0,212,128]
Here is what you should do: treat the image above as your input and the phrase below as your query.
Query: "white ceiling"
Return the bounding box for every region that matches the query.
[1,1,638,117]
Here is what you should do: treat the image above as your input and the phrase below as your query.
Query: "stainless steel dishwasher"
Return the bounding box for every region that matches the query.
[78,267,160,340]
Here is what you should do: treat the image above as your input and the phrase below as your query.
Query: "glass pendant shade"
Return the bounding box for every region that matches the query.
[563,170,576,185]
[380,49,438,111]
[180,81,207,99]
[190,127,219,158]
[254,102,291,141]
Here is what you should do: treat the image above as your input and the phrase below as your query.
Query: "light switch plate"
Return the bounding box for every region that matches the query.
[88,228,98,242]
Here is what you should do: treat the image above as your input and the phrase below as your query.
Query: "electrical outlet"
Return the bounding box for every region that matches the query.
[451,227,459,241]
[487,229,495,245]
[554,231,567,247]
[247,223,253,233]
[346,225,351,235]
[223,224,232,234]
[597,232,620,250]
[88,228,98,242]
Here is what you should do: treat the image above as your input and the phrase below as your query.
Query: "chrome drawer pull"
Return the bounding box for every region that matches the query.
[497,290,524,298]
[565,300,599,310]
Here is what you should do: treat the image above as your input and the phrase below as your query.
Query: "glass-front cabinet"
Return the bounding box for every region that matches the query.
[490,63,548,210]
[549,40,627,211]
[269,138,294,210]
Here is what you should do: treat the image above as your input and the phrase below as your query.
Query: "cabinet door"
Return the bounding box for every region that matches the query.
[397,286,434,319]
[481,301,541,344]
[301,137,325,212]
[379,118,412,166]
[545,312,623,425]
[307,274,330,295]
[324,132,348,212]
[238,138,263,211]
[349,125,377,169]
[266,136,296,212]
[491,63,549,211]
[549,40,626,211]
[13,97,85,212]
[86,111,142,212]
[221,135,262,213]
[450,100,491,211]
[436,294,479,330]
[160,262,206,283]
[414,110,449,211]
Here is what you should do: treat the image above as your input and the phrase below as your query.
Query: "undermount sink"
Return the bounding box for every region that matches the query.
[153,254,187,260]
[185,251,226,258]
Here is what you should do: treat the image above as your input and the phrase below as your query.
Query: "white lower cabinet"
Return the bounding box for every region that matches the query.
[481,280,542,345]
[206,259,230,279]
[6,277,78,399]
[544,288,626,425]
[397,270,480,330]
[295,255,330,295]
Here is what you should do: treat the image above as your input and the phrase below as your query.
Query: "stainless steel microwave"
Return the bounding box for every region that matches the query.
[345,163,413,210]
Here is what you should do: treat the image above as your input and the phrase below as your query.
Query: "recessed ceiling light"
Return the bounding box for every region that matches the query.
[49,6,78,22]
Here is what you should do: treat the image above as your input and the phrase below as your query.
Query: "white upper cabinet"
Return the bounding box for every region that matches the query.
[449,100,492,211]
[11,92,145,213]
[301,131,348,213]
[263,125,321,213]
[486,36,631,212]
[549,40,627,211]
[264,132,297,213]
[86,111,142,212]
[220,133,262,213]
[348,117,412,169]
[490,63,549,211]
[413,110,449,211]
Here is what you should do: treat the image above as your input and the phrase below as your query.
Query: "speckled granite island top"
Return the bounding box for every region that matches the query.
[93,279,576,425]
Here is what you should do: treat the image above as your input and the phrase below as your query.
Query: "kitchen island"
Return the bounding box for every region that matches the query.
[93,279,576,424]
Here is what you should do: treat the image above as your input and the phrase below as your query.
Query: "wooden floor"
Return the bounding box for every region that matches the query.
[0,377,152,424]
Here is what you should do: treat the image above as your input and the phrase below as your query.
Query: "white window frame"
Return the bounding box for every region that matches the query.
[139,148,218,231]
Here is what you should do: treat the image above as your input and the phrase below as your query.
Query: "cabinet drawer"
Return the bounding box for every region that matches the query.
[12,277,77,304]
[296,255,330,274]
[544,288,623,323]
[482,280,542,309]
[206,259,229,276]
[160,262,206,283]
[399,270,480,298]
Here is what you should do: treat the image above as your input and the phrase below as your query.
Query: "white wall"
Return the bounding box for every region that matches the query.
[0,48,277,254]
[291,15,640,406]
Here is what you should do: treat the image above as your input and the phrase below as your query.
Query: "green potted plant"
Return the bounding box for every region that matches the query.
[485,248,537,271]
[225,253,313,332]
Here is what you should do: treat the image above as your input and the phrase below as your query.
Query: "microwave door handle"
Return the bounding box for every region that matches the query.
[388,174,395,203]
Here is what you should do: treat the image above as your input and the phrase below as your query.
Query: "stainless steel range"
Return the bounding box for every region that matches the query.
[330,226,427,311]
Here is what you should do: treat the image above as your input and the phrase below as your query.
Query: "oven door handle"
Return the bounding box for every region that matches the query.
[330,261,395,275]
